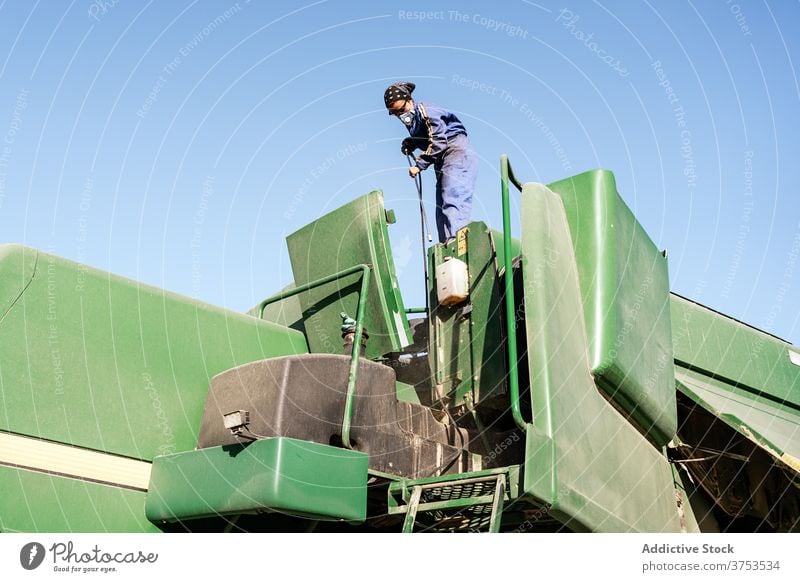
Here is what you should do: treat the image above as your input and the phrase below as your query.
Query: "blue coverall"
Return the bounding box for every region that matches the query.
[404,102,478,243]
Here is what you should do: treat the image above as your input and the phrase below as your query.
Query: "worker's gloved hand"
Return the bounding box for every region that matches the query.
[401,138,416,156]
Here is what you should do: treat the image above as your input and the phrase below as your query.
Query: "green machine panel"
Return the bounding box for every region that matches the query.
[675,366,800,472]
[0,465,159,533]
[547,170,676,446]
[0,244,36,317]
[671,293,800,409]
[670,293,800,476]
[0,244,308,462]
[286,191,411,359]
[427,223,519,407]
[519,183,689,532]
[145,437,368,523]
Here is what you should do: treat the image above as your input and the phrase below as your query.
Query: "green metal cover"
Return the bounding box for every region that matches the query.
[145,437,368,523]
[0,465,159,532]
[675,366,800,473]
[427,223,520,407]
[427,225,495,405]
[0,244,308,460]
[671,293,800,409]
[286,191,410,359]
[519,183,687,532]
[548,170,676,446]
[0,243,36,317]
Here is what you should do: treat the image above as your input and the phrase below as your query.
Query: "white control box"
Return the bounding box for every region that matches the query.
[436,258,469,306]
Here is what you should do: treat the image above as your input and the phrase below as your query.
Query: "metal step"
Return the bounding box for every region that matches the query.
[388,469,512,532]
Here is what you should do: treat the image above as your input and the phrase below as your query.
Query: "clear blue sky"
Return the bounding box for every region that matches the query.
[1,0,798,345]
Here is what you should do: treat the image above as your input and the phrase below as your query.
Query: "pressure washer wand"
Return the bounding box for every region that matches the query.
[406,154,433,243]
[406,153,432,318]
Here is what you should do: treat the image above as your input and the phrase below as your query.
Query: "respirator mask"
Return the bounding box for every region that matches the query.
[398,110,415,127]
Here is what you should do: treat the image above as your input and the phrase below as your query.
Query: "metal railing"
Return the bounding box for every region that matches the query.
[257,264,371,449]
[500,154,527,431]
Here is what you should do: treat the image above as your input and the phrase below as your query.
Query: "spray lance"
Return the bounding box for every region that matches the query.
[405,152,433,317]
[405,153,433,244]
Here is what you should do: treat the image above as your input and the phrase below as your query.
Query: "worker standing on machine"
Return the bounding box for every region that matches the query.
[384,82,478,244]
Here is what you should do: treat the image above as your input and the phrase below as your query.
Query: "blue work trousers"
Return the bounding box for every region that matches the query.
[433,134,478,243]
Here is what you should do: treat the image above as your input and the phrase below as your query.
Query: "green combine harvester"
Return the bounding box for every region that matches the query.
[1,157,797,532]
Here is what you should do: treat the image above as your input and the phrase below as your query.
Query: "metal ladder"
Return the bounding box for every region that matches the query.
[388,470,509,533]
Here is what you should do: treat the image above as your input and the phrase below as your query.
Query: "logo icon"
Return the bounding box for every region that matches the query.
[20,542,46,570]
